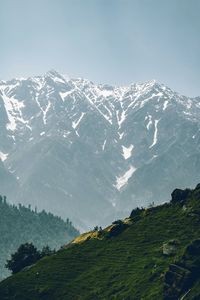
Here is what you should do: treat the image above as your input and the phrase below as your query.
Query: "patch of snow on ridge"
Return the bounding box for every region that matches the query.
[163,100,168,111]
[53,77,66,84]
[98,89,113,97]
[73,81,113,125]
[72,112,85,129]
[119,132,124,140]
[102,139,107,151]
[0,151,8,161]
[1,91,25,131]
[149,119,160,148]
[59,90,74,101]
[122,145,134,159]
[115,165,137,190]
[32,76,44,91]
[43,101,51,125]
[146,115,152,130]
[117,110,126,128]
[35,96,51,125]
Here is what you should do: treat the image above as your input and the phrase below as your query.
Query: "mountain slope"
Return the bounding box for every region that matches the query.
[1,185,200,299]
[1,71,200,228]
[0,197,79,280]
[0,160,18,200]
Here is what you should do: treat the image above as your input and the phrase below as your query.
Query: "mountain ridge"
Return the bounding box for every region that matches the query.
[0,71,200,229]
[1,184,200,299]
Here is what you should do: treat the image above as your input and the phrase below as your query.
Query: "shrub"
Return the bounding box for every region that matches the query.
[6,243,55,274]
[5,243,40,274]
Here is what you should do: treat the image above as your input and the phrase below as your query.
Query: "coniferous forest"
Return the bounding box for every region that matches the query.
[0,195,79,279]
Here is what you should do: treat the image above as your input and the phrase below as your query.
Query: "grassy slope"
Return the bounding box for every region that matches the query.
[0,199,79,280]
[1,187,200,299]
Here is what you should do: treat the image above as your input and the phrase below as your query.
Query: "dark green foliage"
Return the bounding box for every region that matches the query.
[112,219,123,225]
[5,243,55,274]
[129,206,143,219]
[5,243,40,274]
[108,221,128,237]
[2,185,200,299]
[93,226,103,233]
[40,246,55,257]
[185,239,200,257]
[0,196,79,279]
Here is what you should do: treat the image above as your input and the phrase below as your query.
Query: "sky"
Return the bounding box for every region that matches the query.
[0,0,200,97]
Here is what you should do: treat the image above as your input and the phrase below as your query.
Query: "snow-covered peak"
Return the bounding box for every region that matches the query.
[44,70,68,85]
[0,71,198,142]
[0,72,186,103]
[45,69,64,78]
[1,71,200,229]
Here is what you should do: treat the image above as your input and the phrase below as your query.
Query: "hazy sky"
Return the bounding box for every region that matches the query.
[0,0,200,96]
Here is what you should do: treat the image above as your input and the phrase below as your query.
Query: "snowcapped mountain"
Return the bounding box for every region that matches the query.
[0,70,200,229]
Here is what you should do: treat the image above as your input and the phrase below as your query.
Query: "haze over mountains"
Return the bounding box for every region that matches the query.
[0,70,200,229]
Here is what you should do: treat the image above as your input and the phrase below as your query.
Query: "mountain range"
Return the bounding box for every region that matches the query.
[0,70,200,229]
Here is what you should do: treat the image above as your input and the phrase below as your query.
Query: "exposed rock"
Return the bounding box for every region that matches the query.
[123,217,133,225]
[164,264,191,300]
[171,188,191,204]
[164,239,200,300]
[163,239,180,256]
[130,207,143,220]
[107,221,128,238]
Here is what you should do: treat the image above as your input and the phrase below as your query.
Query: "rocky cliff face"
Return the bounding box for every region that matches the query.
[164,239,200,300]
[0,70,200,229]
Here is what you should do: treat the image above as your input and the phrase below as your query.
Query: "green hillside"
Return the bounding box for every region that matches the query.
[0,196,79,280]
[1,185,200,299]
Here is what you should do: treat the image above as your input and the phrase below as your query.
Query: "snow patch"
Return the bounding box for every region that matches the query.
[99,89,113,97]
[149,119,160,148]
[146,115,153,130]
[53,77,66,84]
[72,112,85,129]
[163,100,168,111]
[0,91,32,131]
[42,101,51,125]
[2,93,18,131]
[115,165,137,190]
[118,110,126,128]
[122,145,134,159]
[119,132,124,140]
[73,81,113,125]
[102,139,107,151]
[59,90,74,101]
[35,96,51,125]
[0,151,8,161]
[63,130,71,138]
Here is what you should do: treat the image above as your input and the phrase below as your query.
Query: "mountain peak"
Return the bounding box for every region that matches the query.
[46,69,63,78]
[45,70,70,84]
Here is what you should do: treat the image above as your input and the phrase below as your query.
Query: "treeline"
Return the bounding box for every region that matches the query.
[0,196,79,279]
